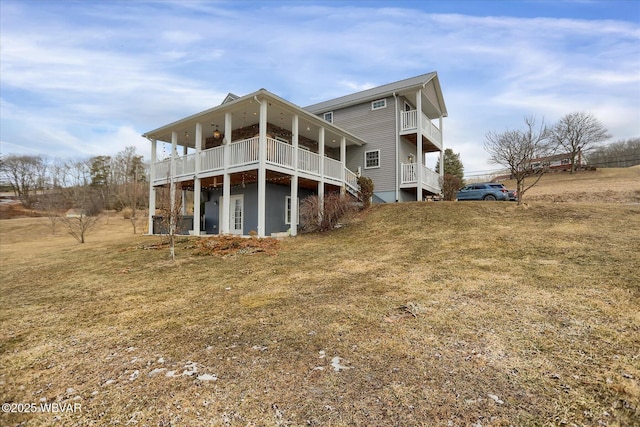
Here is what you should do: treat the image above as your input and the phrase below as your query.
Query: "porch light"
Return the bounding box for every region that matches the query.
[408,154,415,163]
[212,124,221,139]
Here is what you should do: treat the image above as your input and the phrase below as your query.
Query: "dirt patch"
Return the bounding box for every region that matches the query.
[193,235,281,257]
[0,199,44,219]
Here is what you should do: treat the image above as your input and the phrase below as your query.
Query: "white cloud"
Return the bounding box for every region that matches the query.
[0,0,637,177]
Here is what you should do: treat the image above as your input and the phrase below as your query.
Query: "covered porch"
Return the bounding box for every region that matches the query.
[143,89,366,238]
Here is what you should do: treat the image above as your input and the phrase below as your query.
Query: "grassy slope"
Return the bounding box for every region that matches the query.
[500,166,640,203]
[1,202,639,425]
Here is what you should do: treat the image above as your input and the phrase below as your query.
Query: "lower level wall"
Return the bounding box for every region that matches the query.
[203,182,315,236]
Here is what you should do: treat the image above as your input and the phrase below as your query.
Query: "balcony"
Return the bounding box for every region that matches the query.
[153,137,359,195]
[400,162,441,195]
[400,110,442,151]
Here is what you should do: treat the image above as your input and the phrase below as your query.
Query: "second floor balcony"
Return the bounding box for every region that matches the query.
[400,110,443,151]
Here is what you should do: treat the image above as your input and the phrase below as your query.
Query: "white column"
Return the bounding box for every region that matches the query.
[181,135,188,215]
[439,115,444,180]
[318,127,325,207]
[415,89,423,201]
[170,132,178,235]
[290,175,298,237]
[340,136,346,196]
[292,115,299,172]
[221,113,232,235]
[148,139,157,234]
[193,123,202,235]
[291,115,299,237]
[257,98,267,237]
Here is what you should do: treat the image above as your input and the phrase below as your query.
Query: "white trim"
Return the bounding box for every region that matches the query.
[371,99,387,110]
[364,149,381,169]
[285,196,300,225]
[220,194,244,235]
[323,111,333,123]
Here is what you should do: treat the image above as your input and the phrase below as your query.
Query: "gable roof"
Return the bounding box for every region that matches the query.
[142,88,367,148]
[304,72,447,118]
[221,93,240,104]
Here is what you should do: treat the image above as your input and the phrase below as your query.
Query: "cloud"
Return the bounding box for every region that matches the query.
[0,0,637,178]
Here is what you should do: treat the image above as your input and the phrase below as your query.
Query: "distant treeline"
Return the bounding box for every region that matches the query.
[587,138,640,168]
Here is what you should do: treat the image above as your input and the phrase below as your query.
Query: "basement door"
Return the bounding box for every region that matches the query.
[219,195,244,235]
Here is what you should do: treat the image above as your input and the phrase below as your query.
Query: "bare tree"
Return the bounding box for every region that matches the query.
[155,180,183,260]
[0,155,48,208]
[60,159,101,243]
[113,147,147,233]
[550,112,611,174]
[61,211,100,244]
[484,116,553,205]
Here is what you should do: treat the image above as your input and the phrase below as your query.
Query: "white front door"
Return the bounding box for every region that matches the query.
[219,195,244,235]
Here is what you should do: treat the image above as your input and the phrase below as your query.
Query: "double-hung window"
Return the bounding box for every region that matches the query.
[323,112,333,123]
[364,150,380,169]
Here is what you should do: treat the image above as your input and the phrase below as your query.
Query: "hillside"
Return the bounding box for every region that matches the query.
[499,166,640,203]
[1,201,639,426]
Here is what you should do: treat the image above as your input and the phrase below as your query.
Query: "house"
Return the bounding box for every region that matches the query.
[143,72,447,238]
[305,72,447,203]
[529,152,584,171]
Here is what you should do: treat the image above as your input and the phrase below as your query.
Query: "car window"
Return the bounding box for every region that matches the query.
[489,184,505,189]
[472,185,485,190]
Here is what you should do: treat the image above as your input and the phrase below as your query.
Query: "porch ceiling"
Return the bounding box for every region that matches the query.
[143,89,366,150]
[402,133,441,153]
[183,171,335,192]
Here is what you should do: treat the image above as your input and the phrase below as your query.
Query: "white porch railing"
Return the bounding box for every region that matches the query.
[421,164,440,190]
[324,157,342,181]
[202,146,224,171]
[155,159,171,180]
[400,162,441,192]
[298,150,321,175]
[266,138,294,168]
[401,162,417,183]
[345,168,359,194]
[153,137,360,194]
[400,110,442,148]
[230,137,259,165]
[175,153,196,176]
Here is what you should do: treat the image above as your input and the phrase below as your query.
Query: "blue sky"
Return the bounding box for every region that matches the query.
[1,0,639,176]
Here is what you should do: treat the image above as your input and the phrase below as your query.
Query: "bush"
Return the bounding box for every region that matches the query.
[300,193,356,233]
[122,207,133,219]
[357,176,374,209]
[441,173,464,201]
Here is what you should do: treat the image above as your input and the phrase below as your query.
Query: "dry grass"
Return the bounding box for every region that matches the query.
[1,183,639,426]
[501,166,640,203]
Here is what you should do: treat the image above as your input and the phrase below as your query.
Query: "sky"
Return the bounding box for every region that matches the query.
[1,0,639,177]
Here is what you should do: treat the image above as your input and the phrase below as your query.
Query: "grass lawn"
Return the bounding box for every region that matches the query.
[1,199,639,426]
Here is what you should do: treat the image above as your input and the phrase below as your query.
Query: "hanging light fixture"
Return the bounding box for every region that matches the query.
[212,123,221,139]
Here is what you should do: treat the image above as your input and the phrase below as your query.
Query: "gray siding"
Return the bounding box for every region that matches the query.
[333,96,398,194]
[204,182,315,236]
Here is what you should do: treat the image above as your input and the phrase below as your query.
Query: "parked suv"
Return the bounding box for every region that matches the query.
[456,183,510,201]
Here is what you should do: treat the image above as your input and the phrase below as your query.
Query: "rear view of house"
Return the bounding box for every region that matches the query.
[143,72,447,237]
[305,72,447,203]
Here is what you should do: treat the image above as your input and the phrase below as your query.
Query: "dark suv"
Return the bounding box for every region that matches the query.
[456,183,509,201]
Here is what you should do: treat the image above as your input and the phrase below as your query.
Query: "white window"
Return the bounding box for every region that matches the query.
[371,99,387,110]
[323,112,333,123]
[285,196,299,225]
[364,150,380,169]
